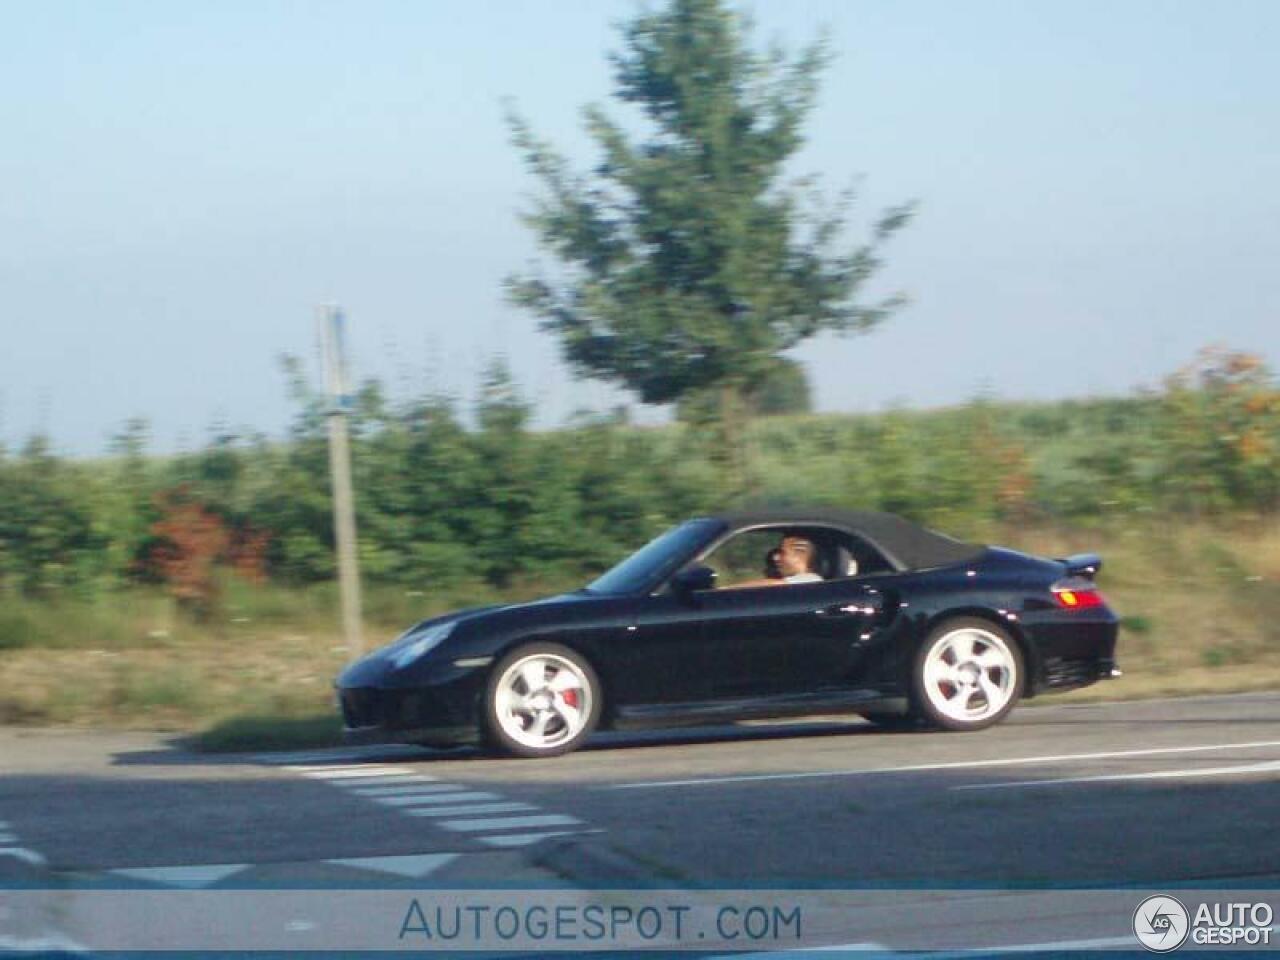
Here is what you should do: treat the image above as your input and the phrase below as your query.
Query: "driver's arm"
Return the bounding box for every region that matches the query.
[721,577,788,589]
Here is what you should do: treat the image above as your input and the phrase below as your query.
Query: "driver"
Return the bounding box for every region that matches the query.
[777,535,823,584]
[731,535,823,588]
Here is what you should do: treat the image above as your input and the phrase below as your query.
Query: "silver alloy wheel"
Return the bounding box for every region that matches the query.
[921,626,1017,724]
[492,653,593,752]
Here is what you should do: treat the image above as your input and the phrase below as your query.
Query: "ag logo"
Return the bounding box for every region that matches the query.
[1133,895,1190,952]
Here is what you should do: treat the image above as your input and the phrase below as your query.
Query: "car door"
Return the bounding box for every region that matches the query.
[603,580,861,707]
[603,592,721,706]
[686,578,884,698]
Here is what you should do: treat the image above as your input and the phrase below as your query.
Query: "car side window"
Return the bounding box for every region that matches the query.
[691,525,898,590]
[694,525,890,587]
[700,529,787,588]
[828,531,895,578]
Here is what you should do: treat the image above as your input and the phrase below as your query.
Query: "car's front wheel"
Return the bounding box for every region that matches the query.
[483,643,601,757]
[912,618,1023,731]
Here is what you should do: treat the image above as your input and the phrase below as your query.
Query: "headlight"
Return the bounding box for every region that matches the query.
[389,621,455,669]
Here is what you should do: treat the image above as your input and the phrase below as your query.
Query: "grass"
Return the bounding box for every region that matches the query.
[0,518,1277,750]
[1000,515,1280,699]
[0,587,359,736]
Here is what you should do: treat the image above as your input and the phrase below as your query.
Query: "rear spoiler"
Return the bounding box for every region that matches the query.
[1058,553,1102,578]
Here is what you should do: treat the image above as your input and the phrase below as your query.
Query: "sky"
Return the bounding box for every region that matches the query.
[2,0,1277,454]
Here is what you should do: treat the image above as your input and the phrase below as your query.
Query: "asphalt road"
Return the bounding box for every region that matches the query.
[3,691,1280,951]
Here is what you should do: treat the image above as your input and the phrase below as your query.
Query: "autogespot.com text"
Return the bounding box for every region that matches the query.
[398,898,801,946]
[3,887,1279,952]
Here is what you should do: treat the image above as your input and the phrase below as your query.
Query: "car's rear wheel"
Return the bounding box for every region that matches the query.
[483,643,601,757]
[912,618,1022,731]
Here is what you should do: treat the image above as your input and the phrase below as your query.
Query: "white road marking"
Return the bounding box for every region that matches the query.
[111,863,250,889]
[283,755,599,842]
[0,934,90,955]
[0,834,16,844]
[325,853,459,878]
[954,758,1280,791]
[285,763,414,773]
[267,745,427,765]
[0,847,46,867]
[441,814,581,832]
[606,739,1280,789]
[376,791,499,807]
[352,783,467,797]
[476,834,570,849]
[270,753,381,765]
[298,767,418,779]
[479,829,602,848]
[404,802,536,818]
[318,774,436,788]
[270,755,337,765]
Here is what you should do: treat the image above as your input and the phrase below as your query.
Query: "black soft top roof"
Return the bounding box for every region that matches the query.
[709,508,986,572]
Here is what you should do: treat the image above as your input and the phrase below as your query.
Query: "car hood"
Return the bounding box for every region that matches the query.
[338,591,589,684]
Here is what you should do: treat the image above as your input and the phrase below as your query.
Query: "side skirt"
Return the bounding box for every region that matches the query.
[610,689,907,730]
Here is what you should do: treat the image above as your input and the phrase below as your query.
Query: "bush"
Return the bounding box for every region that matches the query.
[0,347,1274,607]
[0,607,35,650]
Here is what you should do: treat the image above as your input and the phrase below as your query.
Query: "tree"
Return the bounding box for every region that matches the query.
[676,355,812,422]
[751,356,813,416]
[0,437,108,595]
[507,0,911,494]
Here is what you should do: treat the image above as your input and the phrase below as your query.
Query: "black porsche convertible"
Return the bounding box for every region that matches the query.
[335,509,1119,757]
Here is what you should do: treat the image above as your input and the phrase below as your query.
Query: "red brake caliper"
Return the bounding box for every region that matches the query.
[562,689,579,709]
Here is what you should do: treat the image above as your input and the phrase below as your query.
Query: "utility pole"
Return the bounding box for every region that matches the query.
[319,304,363,659]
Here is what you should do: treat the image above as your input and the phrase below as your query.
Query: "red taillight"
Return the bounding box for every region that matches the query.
[1052,581,1105,610]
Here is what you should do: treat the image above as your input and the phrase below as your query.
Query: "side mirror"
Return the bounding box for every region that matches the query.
[671,565,717,596]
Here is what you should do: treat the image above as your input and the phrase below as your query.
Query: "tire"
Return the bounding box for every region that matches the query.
[483,643,602,758]
[911,617,1023,731]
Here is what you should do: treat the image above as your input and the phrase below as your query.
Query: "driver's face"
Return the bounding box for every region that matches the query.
[777,538,811,576]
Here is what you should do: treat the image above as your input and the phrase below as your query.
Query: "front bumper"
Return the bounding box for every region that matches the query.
[336,666,487,747]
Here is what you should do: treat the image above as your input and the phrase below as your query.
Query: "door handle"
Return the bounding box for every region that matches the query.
[818,600,879,617]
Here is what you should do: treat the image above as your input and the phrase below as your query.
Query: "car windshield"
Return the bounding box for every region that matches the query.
[585,519,722,596]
